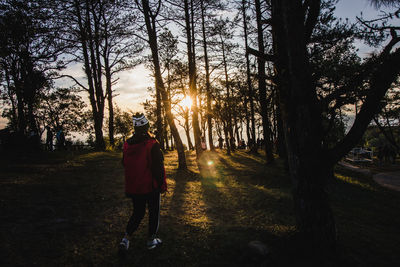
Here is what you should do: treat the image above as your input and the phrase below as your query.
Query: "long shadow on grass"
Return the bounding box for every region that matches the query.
[135,167,234,266]
[0,151,128,266]
[218,153,292,191]
[196,152,296,266]
[229,150,266,165]
[327,168,400,266]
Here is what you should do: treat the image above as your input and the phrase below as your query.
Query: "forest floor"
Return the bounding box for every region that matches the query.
[1,149,400,266]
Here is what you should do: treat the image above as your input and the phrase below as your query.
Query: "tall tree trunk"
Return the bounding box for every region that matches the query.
[74,0,105,150]
[242,0,257,153]
[255,0,273,162]
[156,80,164,149]
[88,0,106,150]
[220,36,235,152]
[223,119,231,155]
[4,70,18,131]
[170,133,174,150]
[200,0,214,150]
[245,109,251,148]
[104,52,114,147]
[276,95,287,160]
[234,113,240,145]
[14,80,26,135]
[106,77,114,147]
[184,109,194,150]
[184,0,203,161]
[27,100,37,134]
[271,0,336,251]
[244,89,251,146]
[163,110,170,150]
[141,0,186,169]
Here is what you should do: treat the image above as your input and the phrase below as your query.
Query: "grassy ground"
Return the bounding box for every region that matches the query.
[0,149,399,266]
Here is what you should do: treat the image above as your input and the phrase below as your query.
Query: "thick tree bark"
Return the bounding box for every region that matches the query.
[271,0,336,251]
[271,0,400,253]
[141,0,187,169]
[255,0,273,162]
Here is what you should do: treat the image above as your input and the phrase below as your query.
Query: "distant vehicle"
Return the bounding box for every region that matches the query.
[347,147,373,163]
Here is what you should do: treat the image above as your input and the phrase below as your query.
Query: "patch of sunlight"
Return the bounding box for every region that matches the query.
[181,181,211,228]
[75,152,107,161]
[165,178,175,190]
[214,180,225,188]
[202,176,224,188]
[160,178,175,212]
[336,174,376,191]
[219,155,248,170]
[266,224,296,235]
[237,150,267,164]
[252,185,291,200]
[222,174,244,190]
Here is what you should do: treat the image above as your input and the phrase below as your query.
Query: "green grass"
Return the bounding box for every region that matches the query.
[0,149,399,266]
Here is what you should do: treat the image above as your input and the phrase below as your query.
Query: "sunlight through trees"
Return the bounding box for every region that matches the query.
[1,0,400,258]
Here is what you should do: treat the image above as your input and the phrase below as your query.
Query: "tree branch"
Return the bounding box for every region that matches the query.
[247,46,274,62]
[303,0,321,43]
[329,46,400,163]
[55,75,88,91]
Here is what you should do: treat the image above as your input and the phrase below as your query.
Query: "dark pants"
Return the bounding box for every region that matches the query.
[126,192,160,237]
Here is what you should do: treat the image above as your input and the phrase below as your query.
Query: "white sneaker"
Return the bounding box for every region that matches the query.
[119,237,129,251]
[147,237,162,250]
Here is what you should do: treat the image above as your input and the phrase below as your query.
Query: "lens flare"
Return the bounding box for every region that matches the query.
[207,160,214,166]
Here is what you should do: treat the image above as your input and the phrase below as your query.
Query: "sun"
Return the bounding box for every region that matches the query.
[180,95,192,110]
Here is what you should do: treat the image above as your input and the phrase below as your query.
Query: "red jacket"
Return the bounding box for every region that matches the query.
[123,137,167,195]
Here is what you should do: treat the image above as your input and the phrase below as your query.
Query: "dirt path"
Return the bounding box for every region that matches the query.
[373,172,400,191]
[338,161,400,192]
[338,161,372,176]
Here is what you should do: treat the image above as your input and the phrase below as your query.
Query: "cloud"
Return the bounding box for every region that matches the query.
[0,116,7,129]
[113,64,153,111]
[55,62,154,112]
[115,65,153,92]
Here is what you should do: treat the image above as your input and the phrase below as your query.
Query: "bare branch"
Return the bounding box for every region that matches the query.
[55,75,88,91]
[246,47,274,62]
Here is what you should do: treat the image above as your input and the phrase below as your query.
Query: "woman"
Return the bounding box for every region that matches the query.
[119,113,167,252]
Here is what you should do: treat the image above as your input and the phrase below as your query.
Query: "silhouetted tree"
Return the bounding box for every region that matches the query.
[136,0,187,169]
[0,0,67,141]
[270,0,400,252]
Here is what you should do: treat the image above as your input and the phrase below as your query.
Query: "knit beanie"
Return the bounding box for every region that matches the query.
[132,114,149,128]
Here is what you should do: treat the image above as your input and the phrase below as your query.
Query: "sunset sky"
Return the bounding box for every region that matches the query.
[0,0,395,133]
